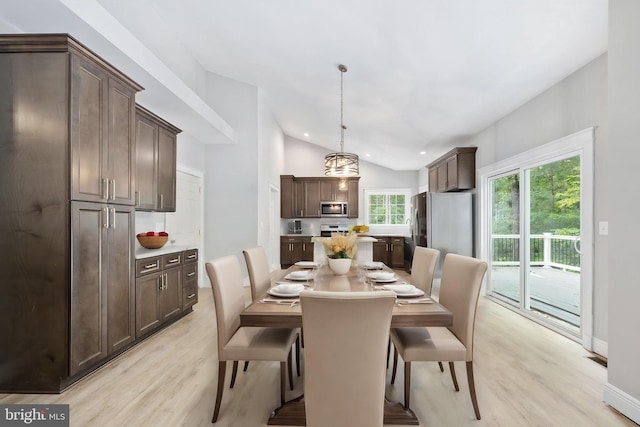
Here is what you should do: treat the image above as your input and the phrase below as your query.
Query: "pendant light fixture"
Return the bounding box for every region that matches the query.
[324,64,359,177]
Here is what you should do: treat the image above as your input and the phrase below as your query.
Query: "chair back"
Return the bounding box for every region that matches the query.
[205,256,246,354]
[438,253,487,360]
[410,246,440,295]
[243,246,271,301]
[300,290,395,427]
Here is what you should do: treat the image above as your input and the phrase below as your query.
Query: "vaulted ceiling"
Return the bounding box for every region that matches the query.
[1,0,607,170]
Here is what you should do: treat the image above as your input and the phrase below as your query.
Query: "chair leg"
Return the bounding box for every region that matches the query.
[438,361,444,372]
[212,361,226,423]
[279,361,286,405]
[243,361,249,372]
[386,338,391,369]
[466,361,481,420]
[391,347,399,384]
[404,361,411,410]
[287,350,294,390]
[295,336,301,376]
[448,361,459,391]
[229,360,239,388]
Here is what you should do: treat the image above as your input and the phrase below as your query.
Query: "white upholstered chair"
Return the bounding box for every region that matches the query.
[300,290,396,427]
[206,256,298,423]
[243,246,301,375]
[387,247,441,367]
[390,253,487,420]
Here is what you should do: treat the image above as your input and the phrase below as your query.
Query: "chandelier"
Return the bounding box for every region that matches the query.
[324,64,359,177]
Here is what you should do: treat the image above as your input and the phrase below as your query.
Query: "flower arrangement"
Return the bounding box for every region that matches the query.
[322,232,357,259]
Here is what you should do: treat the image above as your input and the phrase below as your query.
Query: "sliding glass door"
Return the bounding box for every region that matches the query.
[484,129,593,341]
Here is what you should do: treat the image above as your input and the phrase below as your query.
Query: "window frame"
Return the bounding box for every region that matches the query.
[363,188,411,227]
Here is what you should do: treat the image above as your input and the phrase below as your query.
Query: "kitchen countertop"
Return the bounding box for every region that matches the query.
[135,244,197,259]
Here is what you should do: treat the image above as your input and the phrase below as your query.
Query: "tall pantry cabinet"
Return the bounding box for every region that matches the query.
[0,34,143,392]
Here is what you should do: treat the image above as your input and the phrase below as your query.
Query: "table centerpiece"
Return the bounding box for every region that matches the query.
[322,232,358,275]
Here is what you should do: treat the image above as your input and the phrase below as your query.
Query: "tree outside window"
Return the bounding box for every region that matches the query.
[365,190,410,225]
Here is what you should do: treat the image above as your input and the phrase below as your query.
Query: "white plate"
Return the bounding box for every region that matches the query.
[367,271,395,281]
[361,261,383,270]
[267,288,302,298]
[371,277,397,283]
[395,288,426,298]
[272,283,305,294]
[382,284,415,294]
[285,271,312,281]
[294,261,318,268]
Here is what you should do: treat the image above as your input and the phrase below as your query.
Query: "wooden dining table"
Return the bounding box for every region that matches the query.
[239,262,453,426]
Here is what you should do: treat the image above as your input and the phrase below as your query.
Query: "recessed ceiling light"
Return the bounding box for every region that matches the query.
[365,153,371,157]
[303,133,309,137]
[420,151,426,155]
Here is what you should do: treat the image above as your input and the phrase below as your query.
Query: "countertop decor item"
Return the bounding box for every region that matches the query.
[324,64,359,177]
[136,231,169,249]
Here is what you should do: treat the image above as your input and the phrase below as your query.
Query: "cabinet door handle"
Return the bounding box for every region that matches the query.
[158,276,163,291]
[135,191,140,206]
[187,272,196,277]
[144,262,157,269]
[168,257,180,263]
[159,194,164,209]
[187,293,196,299]
[102,178,109,200]
[103,207,109,229]
[110,179,116,201]
[110,208,116,228]
[187,254,197,259]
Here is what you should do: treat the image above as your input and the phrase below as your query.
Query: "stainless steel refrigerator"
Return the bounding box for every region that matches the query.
[409,192,474,276]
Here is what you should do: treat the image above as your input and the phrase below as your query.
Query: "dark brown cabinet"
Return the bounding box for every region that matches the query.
[371,236,405,269]
[281,175,359,218]
[70,202,135,376]
[135,251,186,338]
[70,54,138,206]
[0,34,142,392]
[427,147,477,193]
[183,249,199,311]
[281,236,314,268]
[135,105,181,212]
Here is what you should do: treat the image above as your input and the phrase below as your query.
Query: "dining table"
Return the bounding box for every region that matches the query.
[239,261,453,426]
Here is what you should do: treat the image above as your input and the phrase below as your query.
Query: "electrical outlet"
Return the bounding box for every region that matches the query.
[599,221,608,235]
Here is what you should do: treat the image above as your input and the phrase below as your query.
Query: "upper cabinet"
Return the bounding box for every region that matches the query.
[135,105,181,212]
[427,147,477,193]
[281,175,360,218]
[70,51,141,205]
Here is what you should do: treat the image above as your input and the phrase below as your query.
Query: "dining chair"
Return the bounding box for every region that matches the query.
[387,247,441,368]
[390,253,487,420]
[243,246,301,375]
[206,256,299,423]
[300,290,396,427]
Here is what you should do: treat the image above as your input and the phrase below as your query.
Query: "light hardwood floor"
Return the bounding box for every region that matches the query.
[1,274,635,427]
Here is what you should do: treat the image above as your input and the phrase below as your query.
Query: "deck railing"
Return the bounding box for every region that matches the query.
[491,233,580,272]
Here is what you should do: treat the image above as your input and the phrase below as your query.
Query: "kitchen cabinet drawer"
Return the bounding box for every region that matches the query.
[184,249,198,263]
[162,252,182,269]
[183,284,198,310]
[183,262,197,283]
[136,256,162,277]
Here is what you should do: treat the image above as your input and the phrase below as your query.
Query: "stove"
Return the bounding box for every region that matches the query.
[320,224,349,237]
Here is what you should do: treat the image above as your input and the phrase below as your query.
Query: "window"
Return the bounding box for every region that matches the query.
[364,189,411,225]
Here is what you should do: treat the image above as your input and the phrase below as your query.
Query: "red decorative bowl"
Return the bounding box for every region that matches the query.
[137,232,169,249]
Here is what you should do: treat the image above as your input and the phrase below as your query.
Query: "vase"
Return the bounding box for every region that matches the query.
[328,258,352,275]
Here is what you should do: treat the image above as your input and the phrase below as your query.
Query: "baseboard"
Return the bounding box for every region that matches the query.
[604,383,640,424]
[592,337,608,358]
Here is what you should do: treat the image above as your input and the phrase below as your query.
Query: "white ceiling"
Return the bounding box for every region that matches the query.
[2,0,607,170]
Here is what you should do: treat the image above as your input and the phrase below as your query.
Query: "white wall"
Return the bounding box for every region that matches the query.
[464,54,608,347]
[202,73,259,276]
[605,0,640,422]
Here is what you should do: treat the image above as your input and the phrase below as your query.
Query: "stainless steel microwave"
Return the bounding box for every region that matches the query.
[320,201,348,217]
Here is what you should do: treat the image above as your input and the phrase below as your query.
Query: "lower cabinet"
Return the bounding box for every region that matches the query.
[135,249,198,338]
[372,236,405,269]
[281,236,314,268]
[70,202,135,376]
